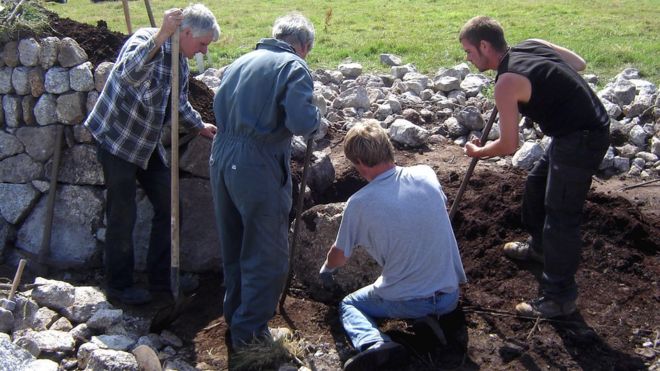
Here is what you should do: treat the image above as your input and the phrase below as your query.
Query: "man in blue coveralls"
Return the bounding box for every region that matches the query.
[211,12,320,348]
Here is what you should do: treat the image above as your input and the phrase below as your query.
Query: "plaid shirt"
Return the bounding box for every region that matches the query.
[84,28,203,169]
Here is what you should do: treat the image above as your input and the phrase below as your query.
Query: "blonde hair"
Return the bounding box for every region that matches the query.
[343,121,394,167]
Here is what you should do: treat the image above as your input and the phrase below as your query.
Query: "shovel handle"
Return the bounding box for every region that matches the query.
[279,136,314,310]
[121,0,132,34]
[144,0,156,27]
[8,259,27,301]
[448,107,498,221]
[170,28,181,301]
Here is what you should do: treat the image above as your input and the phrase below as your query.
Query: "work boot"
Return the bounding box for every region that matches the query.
[105,286,152,305]
[515,297,577,318]
[343,341,408,371]
[503,241,543,263]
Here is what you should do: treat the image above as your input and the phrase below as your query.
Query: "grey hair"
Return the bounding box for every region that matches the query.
[272,12,315,50]
[182,3,221,41]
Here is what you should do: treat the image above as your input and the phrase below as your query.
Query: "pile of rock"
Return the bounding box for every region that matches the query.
[0,277,198,370]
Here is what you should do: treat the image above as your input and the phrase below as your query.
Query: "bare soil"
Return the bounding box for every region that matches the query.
[4,12,657,370]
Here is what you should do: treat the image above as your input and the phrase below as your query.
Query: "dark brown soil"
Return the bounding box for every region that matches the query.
[6,13,657,371]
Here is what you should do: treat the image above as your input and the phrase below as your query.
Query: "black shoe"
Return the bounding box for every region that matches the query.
[106,286,152,305]
[150,274,200,294]
[413,315,447,346]
[343,341,408,371]
[516,296,577,318]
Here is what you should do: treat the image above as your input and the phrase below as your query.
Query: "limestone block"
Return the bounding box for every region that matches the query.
[2,94,22,128]
[94,62,114,92]
[2,41,19,67]
[28,67,45,97]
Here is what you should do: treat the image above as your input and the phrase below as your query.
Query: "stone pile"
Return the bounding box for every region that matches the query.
[0,277,199,370]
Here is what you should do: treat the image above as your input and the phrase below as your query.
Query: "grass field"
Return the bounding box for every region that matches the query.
[45,0,659,84]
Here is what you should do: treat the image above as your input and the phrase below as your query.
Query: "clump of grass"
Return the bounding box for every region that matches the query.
[0,0,50,43]
[231,331,306,370]
[324,7,333,32]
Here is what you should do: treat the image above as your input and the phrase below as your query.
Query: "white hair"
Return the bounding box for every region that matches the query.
[272,12,315,50]
[182,3,221,41]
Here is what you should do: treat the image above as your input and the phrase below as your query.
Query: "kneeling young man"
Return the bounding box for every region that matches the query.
[320,121,467,371]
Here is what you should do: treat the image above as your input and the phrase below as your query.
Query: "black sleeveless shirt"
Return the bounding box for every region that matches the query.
[497,40,609,137]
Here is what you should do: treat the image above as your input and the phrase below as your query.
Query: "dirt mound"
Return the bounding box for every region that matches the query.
[19,12,659,370]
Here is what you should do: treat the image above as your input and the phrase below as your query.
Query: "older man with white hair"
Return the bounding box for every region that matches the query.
[211,12,320,348]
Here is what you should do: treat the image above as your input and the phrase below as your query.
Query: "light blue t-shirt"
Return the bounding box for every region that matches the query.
[335,165,467,301]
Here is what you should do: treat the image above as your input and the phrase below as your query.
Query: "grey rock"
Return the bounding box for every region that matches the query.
[180,136,211,178]
[26,359,59,371]
[0,131,24,160]
[91,334,136,351]
[390,63,416,80]
[612,79,637,106]
[10,296,39,332]
[629,125,650,147]
[159,330,183,348]
[309,151,335,194]
[380,53,402,66]
[39,37,60,70]
[625,93,655,118]
[294,203,380,302]
[651,136,660,156]
[16,330,75,353]
[512,142,544,170]
[602,98,623,118]
[87,309,123,331]
[31,278,76,311]
[136,334,163,350]
[445,116,469,138]
[57,38,88,68]
[57,144,104,185]
[61,286,111,324]
[338,62,363,79]
[2,42,19,67]
[613,156,631,172]
[77,342,99,369]
[70,323,92,344]
[15,125,58,162]
[34,94,58,126]
[434,75,460,93]
[70,62,95,92]
[57,92,86,125]
[628,78,656,96]
[332,86,370,111]
[33,307,59,331]
[11,66,30,95]
[2,94,22,127]
[17,186,103,268]
[618,143,642,158]
[0,154,43,183]
[0,337,34,369]
[460,74,490,97]
[313,90,328,117]
[389,118,429,147]
[86,90,99,116]
[0,307,13,333]
[45,67,70,94]
[457,106,485,131]
[18,38,40,67]
[49,317,73,332]
[85,349,138,371]
[180,178,221,272]
[21,96,36,125]
[94,62,114,92]
[0,67,14,94]
[0,183,39,224]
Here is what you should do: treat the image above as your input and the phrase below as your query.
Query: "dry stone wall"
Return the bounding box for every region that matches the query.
[0,37,221,272]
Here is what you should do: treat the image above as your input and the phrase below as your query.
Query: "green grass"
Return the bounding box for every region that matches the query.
[44,0,659,84]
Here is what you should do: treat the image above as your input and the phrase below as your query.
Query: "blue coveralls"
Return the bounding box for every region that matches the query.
[210,38,320,346]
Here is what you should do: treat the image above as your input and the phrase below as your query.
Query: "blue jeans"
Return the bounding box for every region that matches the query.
[340,284,459,351]
[521,127,609,302]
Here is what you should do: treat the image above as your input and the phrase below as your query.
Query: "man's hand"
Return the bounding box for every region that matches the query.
[153,8,183,49]
[198,122,217,139]
[464,138,483,158]
[319,262,337,290]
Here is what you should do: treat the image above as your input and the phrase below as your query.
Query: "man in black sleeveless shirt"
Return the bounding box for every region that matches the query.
[458,16,610,318]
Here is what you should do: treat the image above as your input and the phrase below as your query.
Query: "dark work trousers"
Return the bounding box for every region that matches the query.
[97,146,171,289]
[521,127,609,303]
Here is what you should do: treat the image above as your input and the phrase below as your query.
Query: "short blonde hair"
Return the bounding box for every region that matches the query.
[343,121,394,167]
